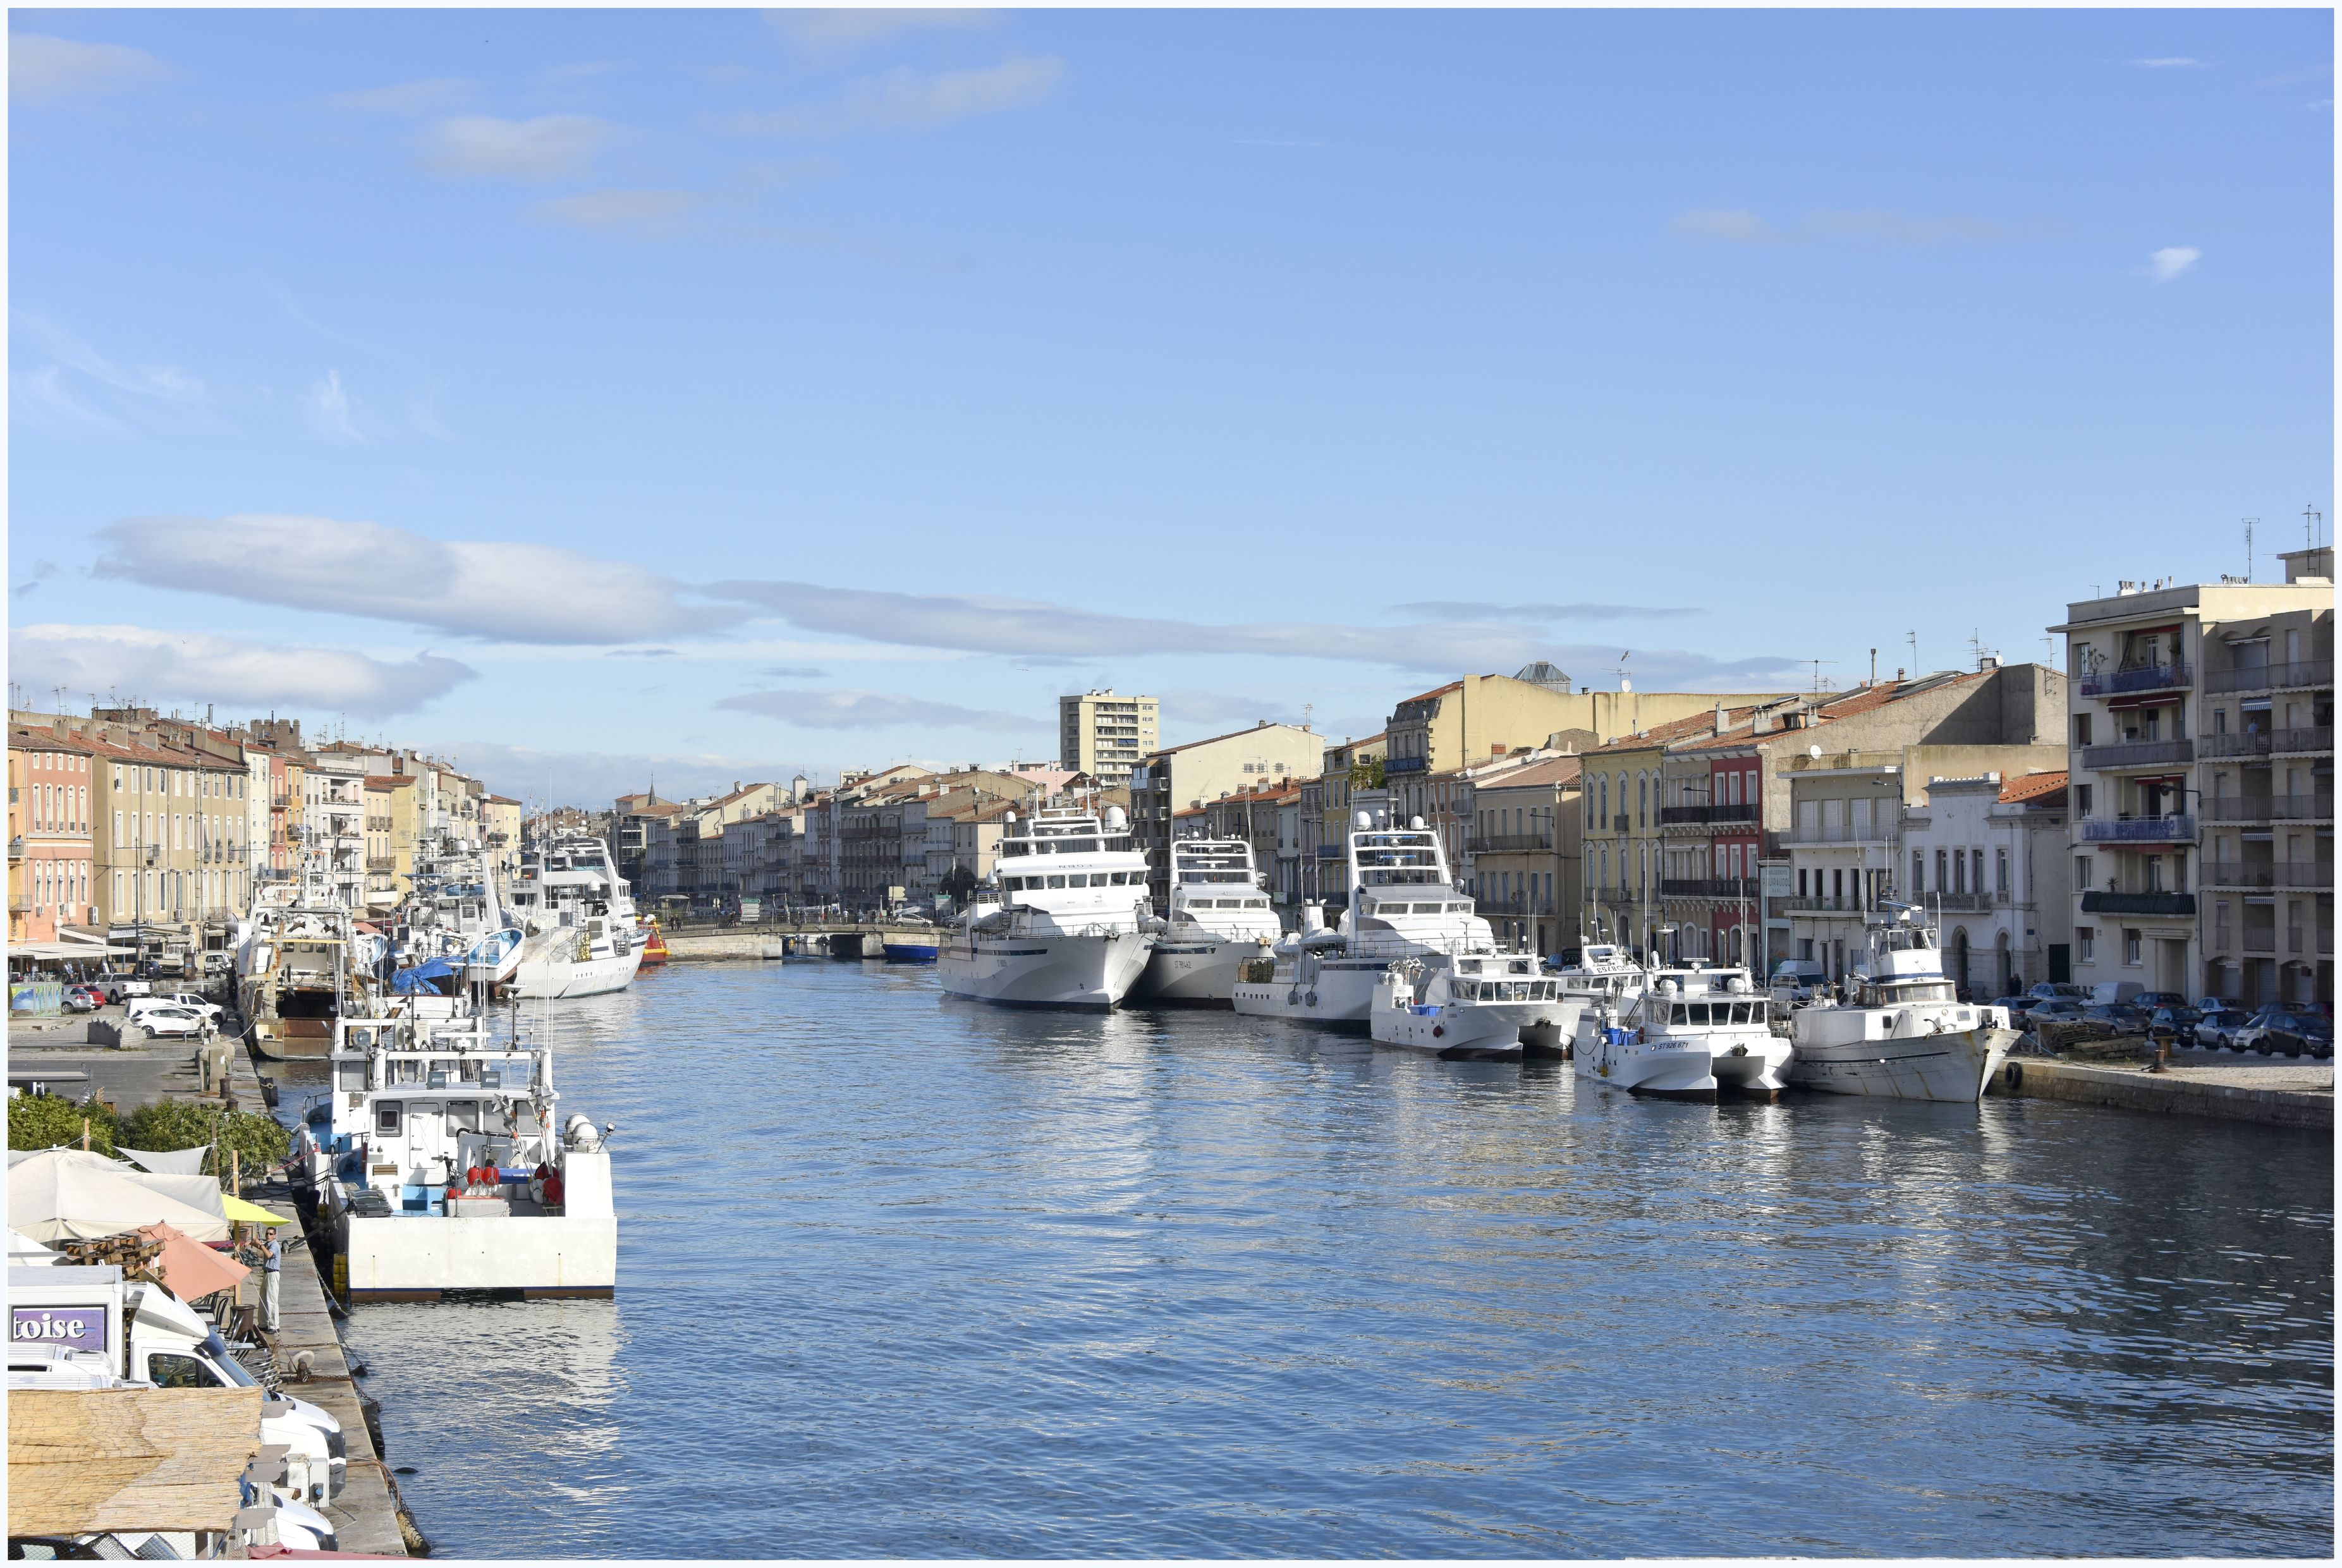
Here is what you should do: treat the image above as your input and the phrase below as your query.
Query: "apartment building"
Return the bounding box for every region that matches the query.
[1897,770,2072,997]
[482,795,523,885]
[1303,733,1386,907]
[1058,690,1159,787]
[1464,755,1583,956]
[9,725,97,940]
[302,751,372,909]
[363,775,417,908]
[2058,547,2333,1007]
[1129,722,1321,904]
[1577,710,1758,961]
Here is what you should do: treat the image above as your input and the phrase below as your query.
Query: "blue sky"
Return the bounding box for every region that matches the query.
[9,7,2332,804]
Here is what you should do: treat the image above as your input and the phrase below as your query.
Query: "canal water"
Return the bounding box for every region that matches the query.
[317,961,2332,1557]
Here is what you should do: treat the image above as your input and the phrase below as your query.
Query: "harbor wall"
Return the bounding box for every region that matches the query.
[1996,1059,2333,1130]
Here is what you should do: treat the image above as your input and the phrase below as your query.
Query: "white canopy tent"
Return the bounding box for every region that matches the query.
[118,1145,214,1178]
[6,1148,231,1243]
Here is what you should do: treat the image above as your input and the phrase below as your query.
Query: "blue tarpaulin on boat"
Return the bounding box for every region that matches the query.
[391,957,459,994]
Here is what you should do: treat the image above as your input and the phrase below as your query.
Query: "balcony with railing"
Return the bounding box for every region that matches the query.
[2080,890,2197,917]
[1659,802,1759,826]
[2205,659,2334,695]
[1383,755,1427,774]
[1467,832,1553,854]
[2199,726,2334,760]
[2201,860,2331,889]
[2080,661,2192,698]
[1779,820,1900,846]
[2080,813,2197,842]
[2080,738,2195,772]
[1778,894,1872,914]
[1659,877,1760,899]
[2202,794,2334,824]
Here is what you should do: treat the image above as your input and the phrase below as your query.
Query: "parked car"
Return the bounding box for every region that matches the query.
[2027,998,2089,1024]
[2194,1006,2255,1050]
[2029,982,2089,1003]
[95,973,151,1004]
[2082,1002,2151,1036]
[2135,991,2190,1014]
[131,1004,212,1040]
[2193,995,2242,1015]
[60,987,100,1014]
[2144,1007,2197,1048]
[1989,994,2038,1021]
[2234,1007,2334,1058]
[154,991,224,1021]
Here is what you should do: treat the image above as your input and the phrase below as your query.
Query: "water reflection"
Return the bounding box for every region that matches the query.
[331,961,2329,1557]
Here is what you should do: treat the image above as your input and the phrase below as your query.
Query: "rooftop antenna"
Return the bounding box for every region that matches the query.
[1805,657,1836,693]
[1905,629,1920,676]
[1613,651,1632,693]
[2244,518,2258,581]
[2307,504,2324,551]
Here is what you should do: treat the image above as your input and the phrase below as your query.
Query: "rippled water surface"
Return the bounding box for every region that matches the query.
[320,962,2333,1557]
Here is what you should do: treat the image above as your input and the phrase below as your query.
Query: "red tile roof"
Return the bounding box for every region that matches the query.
[1471,756,1583,791]
[1999,769,2070,805]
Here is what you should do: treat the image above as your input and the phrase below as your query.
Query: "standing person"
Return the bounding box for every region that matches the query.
[261,1232,283,1333]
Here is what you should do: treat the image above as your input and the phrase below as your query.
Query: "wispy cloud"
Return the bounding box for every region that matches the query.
[529,188,700,233]
[719,687,1042,732]
[9,33,176,105]
[2149,245,2202,283]
[420,114,616,180]
[1389,600,1696,622]
[768,9,997,58]
[13,560,60,601]
[1670,207,2038,247]
[303,370,369,444]
[756,665,831,679]
[8,312,215,436]
[10,624,475,717]
[327,76,477,114]
[2129,57,2205,69]
[417,738,816,808]
[727,55,1062,135]
[92,514,743,645]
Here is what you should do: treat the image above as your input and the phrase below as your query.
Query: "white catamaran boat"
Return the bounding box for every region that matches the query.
[1126,838,1279,1007]
[1786,905,2019,1102]
[1369,952,1582,1059]
[1231,811,1498,1029]
[1576,966,1792,1100]
[504,836,643,999]
[938,806,1153,1009]
[291,1003,616,1300]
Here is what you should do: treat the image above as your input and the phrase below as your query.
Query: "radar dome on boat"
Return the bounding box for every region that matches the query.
[1409,815,1426,830]
[1355,810,1372,830]
[1104,805,1128,830]
[1003,811,1016,824]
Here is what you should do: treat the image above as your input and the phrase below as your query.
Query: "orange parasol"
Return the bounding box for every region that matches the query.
[135,1221,251,1301]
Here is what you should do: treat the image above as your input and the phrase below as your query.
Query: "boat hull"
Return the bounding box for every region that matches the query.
[1129,939,1274,1007]
[1788,1025,2020,1103]
[938,930,1151,1009]
[1372,999,1582,1060]
[1230,959,1384,1029]
[881,939,940,963]
[512,942,645,999]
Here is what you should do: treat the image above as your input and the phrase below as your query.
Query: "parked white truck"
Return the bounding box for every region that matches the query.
[8,1263,346,1504]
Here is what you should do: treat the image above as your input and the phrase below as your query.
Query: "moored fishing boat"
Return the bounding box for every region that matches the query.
[1576,965,1790,1099]
[506,836,644,999]
[1370,952,1582,1059]
[1787,904,2019,1102]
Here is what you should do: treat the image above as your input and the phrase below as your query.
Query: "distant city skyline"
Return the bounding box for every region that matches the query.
[9,7,2333,803]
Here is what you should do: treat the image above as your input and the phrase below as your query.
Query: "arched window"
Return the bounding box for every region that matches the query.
[1598,777,1609,823]
[1637,773,1648,827]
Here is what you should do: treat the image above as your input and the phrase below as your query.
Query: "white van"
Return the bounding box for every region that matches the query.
[2090,980,2145,1006]
[1769,960,1826,1006]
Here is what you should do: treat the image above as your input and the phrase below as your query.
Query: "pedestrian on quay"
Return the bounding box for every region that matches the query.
[262,1231,283,1333]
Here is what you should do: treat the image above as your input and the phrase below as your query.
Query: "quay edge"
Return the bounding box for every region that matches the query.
[1996,1057,2333,1130]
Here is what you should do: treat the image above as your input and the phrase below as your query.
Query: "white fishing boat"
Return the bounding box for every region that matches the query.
[1231,811,1497,1029]
[238,901,372,1062]
[1126,838,1279,1007]
[1576,965,1791,1100]
[291,1004,616,1300]
[1786,904,2019,1102]
[394,848,523,989]
[938,805,1153,1009]
[1369,952,1582,1060]
[504,836,643,999]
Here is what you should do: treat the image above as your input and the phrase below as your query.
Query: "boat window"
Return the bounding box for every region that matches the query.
[1047,875,1067,889]
[448,1100,482,1133]
[375,1102,401,1134]
[348,1027,372,1048]
[146,1352,224,1390]
[336,1062,365,1090]
[1088,874,1108,887]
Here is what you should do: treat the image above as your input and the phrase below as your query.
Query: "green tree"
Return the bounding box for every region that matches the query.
[8,1093,121,1155]
[1349,756,1386,789]
[119,1101,290,1191]
[939,865,979,906]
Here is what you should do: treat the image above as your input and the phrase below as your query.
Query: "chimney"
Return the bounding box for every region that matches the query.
[1713,703,1726,732]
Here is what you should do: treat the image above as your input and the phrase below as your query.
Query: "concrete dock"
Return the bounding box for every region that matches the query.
[1998,1048,2333,1129]
[6,1014,272,1114]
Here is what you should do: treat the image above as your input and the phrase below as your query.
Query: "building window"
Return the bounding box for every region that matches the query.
[2073,712,2092,747]
[1912,851,1924,892]
[2124,928,2142,966]
[2075,783,2092,817]
[2076,854,2093,892]
[1996,848,2009,896]
[2078,925,2095,963]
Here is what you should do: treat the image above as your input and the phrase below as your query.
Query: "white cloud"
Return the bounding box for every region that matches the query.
[728,55,1062,135]
[2149,245,2202,282]
[768,9,997,56]
[327,76,477,114]
[419,114,615,180]
[9,33,174,105]
[1389,599,1695,622]
[92,514,740,645]
[1671,207,2029,247]
[415,739,815,809]
[711,578,1803,685]
[11,624,475,717]
[304,370,369,444]
[529,189,699,233]
[8,312,216,437]
[717,688,1042,732]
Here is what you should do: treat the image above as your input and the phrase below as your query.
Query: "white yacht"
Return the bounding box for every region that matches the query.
[938,806,1153,1009]
[1576,966,1791,1099]
[395,848,523,990]
[291,1004,615,1299]
[1787,905,2019,1102]
[1369,952,1581,1060]
[1231,811,1497,1028]
[504,836,643,999]
[1126,838,1279,1007]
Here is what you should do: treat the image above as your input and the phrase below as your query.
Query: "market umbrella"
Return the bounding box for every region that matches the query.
[134,1222,250,1300]
[119,1145,213,1177]
[6,1148,231,1243]
[222,1194,291,1227]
